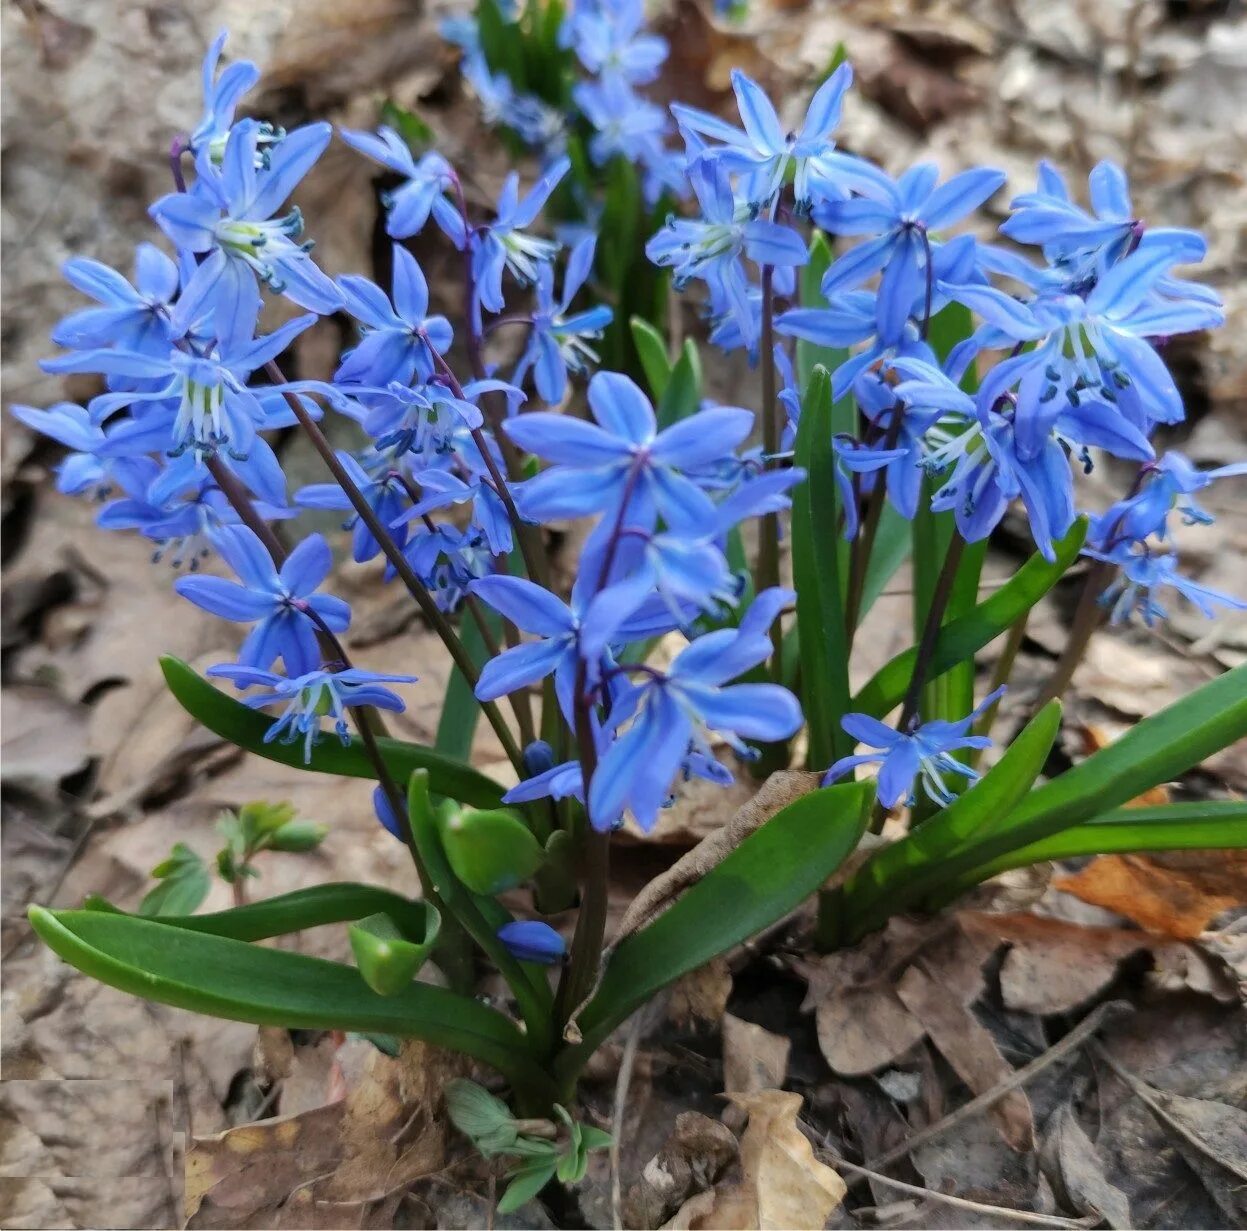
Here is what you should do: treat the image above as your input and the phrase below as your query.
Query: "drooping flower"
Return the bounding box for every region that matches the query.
[471,157,571,316]
[151,120,341,345]
[334,246,454,388]
[338,126,465,242]
[1087,543,1246,627]
[173,527,350,676]
[205,664,415,762]
[824,688,1005,808]
[43,315,320,460]
[512,236,613,403]
[295,450,412,564]
[588,589,802,831]
[562,0,669,85]
[50,245,181,361]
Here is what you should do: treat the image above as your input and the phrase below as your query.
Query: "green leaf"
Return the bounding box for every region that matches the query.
[558,782,872,1080]
[378,100,432,150]
[858,503,912,619]
[439,807,546,896]
[630,316,672,400]
[140,844,210,918]
[656,339,702,428]
[29,905,555,1102]
[498,1160,557,1215]
[105,882,434,943]
[853,520,1087,719]
[927,661,1247,902]
[952,800,1247,886]
[161,656,506,808]
[349,907,440,996]
[792,365,850,766]
[795,232,840,390]
[436,609,492,765]
[407,771,554,1041]
[446,1078,519,1154]
[838,701,1063,941]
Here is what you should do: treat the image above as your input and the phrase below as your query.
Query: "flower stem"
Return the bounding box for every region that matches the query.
[756,265,782,677]
[1033,560,1112,710]
[553,668,610,1037]
[897,533,966,733]
[266,362,526,774]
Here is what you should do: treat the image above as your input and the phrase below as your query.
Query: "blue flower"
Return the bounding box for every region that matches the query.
[1087,544,1246,627]
[574,75,670,168]
[588,589,801,831]
[467,569,652,718]
[563,0,668,85]
[512,236,613,403]
[10,402,115,497]
[496,920,566,964]
[1090,452,1247,546]
[471,157,571,316]
[646,161,807,348]
[205,664,415,763]
[338,126,465,243]
[42,314,320,459]
[51,245,180,360]
[505,371,753,528]
[334,246,453,388]
[151,120,341,345]
[296,450,411,564]
[812,161,1006,342]
[187,32,267,161]
[372,784,405,840]
[673,65,853,210]
[824,688,1005,808]
[174,527,350,676]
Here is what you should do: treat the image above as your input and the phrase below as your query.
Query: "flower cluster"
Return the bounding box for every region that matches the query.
[14,11,1243,840]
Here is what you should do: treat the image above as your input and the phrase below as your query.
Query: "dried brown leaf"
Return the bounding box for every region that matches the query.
[721,1014,790,1100]
[1055,852,1247,939]
[1040,1104,1132,1229]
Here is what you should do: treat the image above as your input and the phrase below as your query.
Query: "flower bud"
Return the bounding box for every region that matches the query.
[497,920,566,965]
[439,807,545,896]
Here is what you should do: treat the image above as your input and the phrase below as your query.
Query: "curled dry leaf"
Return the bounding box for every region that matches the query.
[625,1111,739,1229]
[1054,851,1247,940]
[668,957,732,1031]
[664,1091,845,1230]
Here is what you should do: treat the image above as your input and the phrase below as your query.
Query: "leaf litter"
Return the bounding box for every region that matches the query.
[4,0,1247,1227]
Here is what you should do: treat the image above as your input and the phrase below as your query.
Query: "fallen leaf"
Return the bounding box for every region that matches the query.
[668,958,732,1031]
[626,1112,739,1229]
[666,1091,844,1230]
[721,1015,790,1100]
[1040,1104,1132,1229]
[1055,851,1247,939]
[896,964,1035,1153]
[814,987,925,1076]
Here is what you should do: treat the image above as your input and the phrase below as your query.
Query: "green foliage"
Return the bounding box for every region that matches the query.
[139,844,210,917]
[349,906,441,996]
[438,806,546,895]
[791,365,850,766]
[161,656,507,808]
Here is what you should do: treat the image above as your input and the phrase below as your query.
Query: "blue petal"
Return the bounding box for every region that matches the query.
[468,575,574,636]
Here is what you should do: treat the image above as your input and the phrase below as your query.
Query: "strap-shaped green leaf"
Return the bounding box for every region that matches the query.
[88,882,434,943]
[161,656,506,808]
[656,339,702,428]
[558,782,872,1082]
[853,520,1087,718]
[838,701,1063,942]
[630,316,672,400]
[792,365,851,766]
[925,661,1247,900]
[29,905,555,1103]
[945,800,1247,889]
[437,609,494,764]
